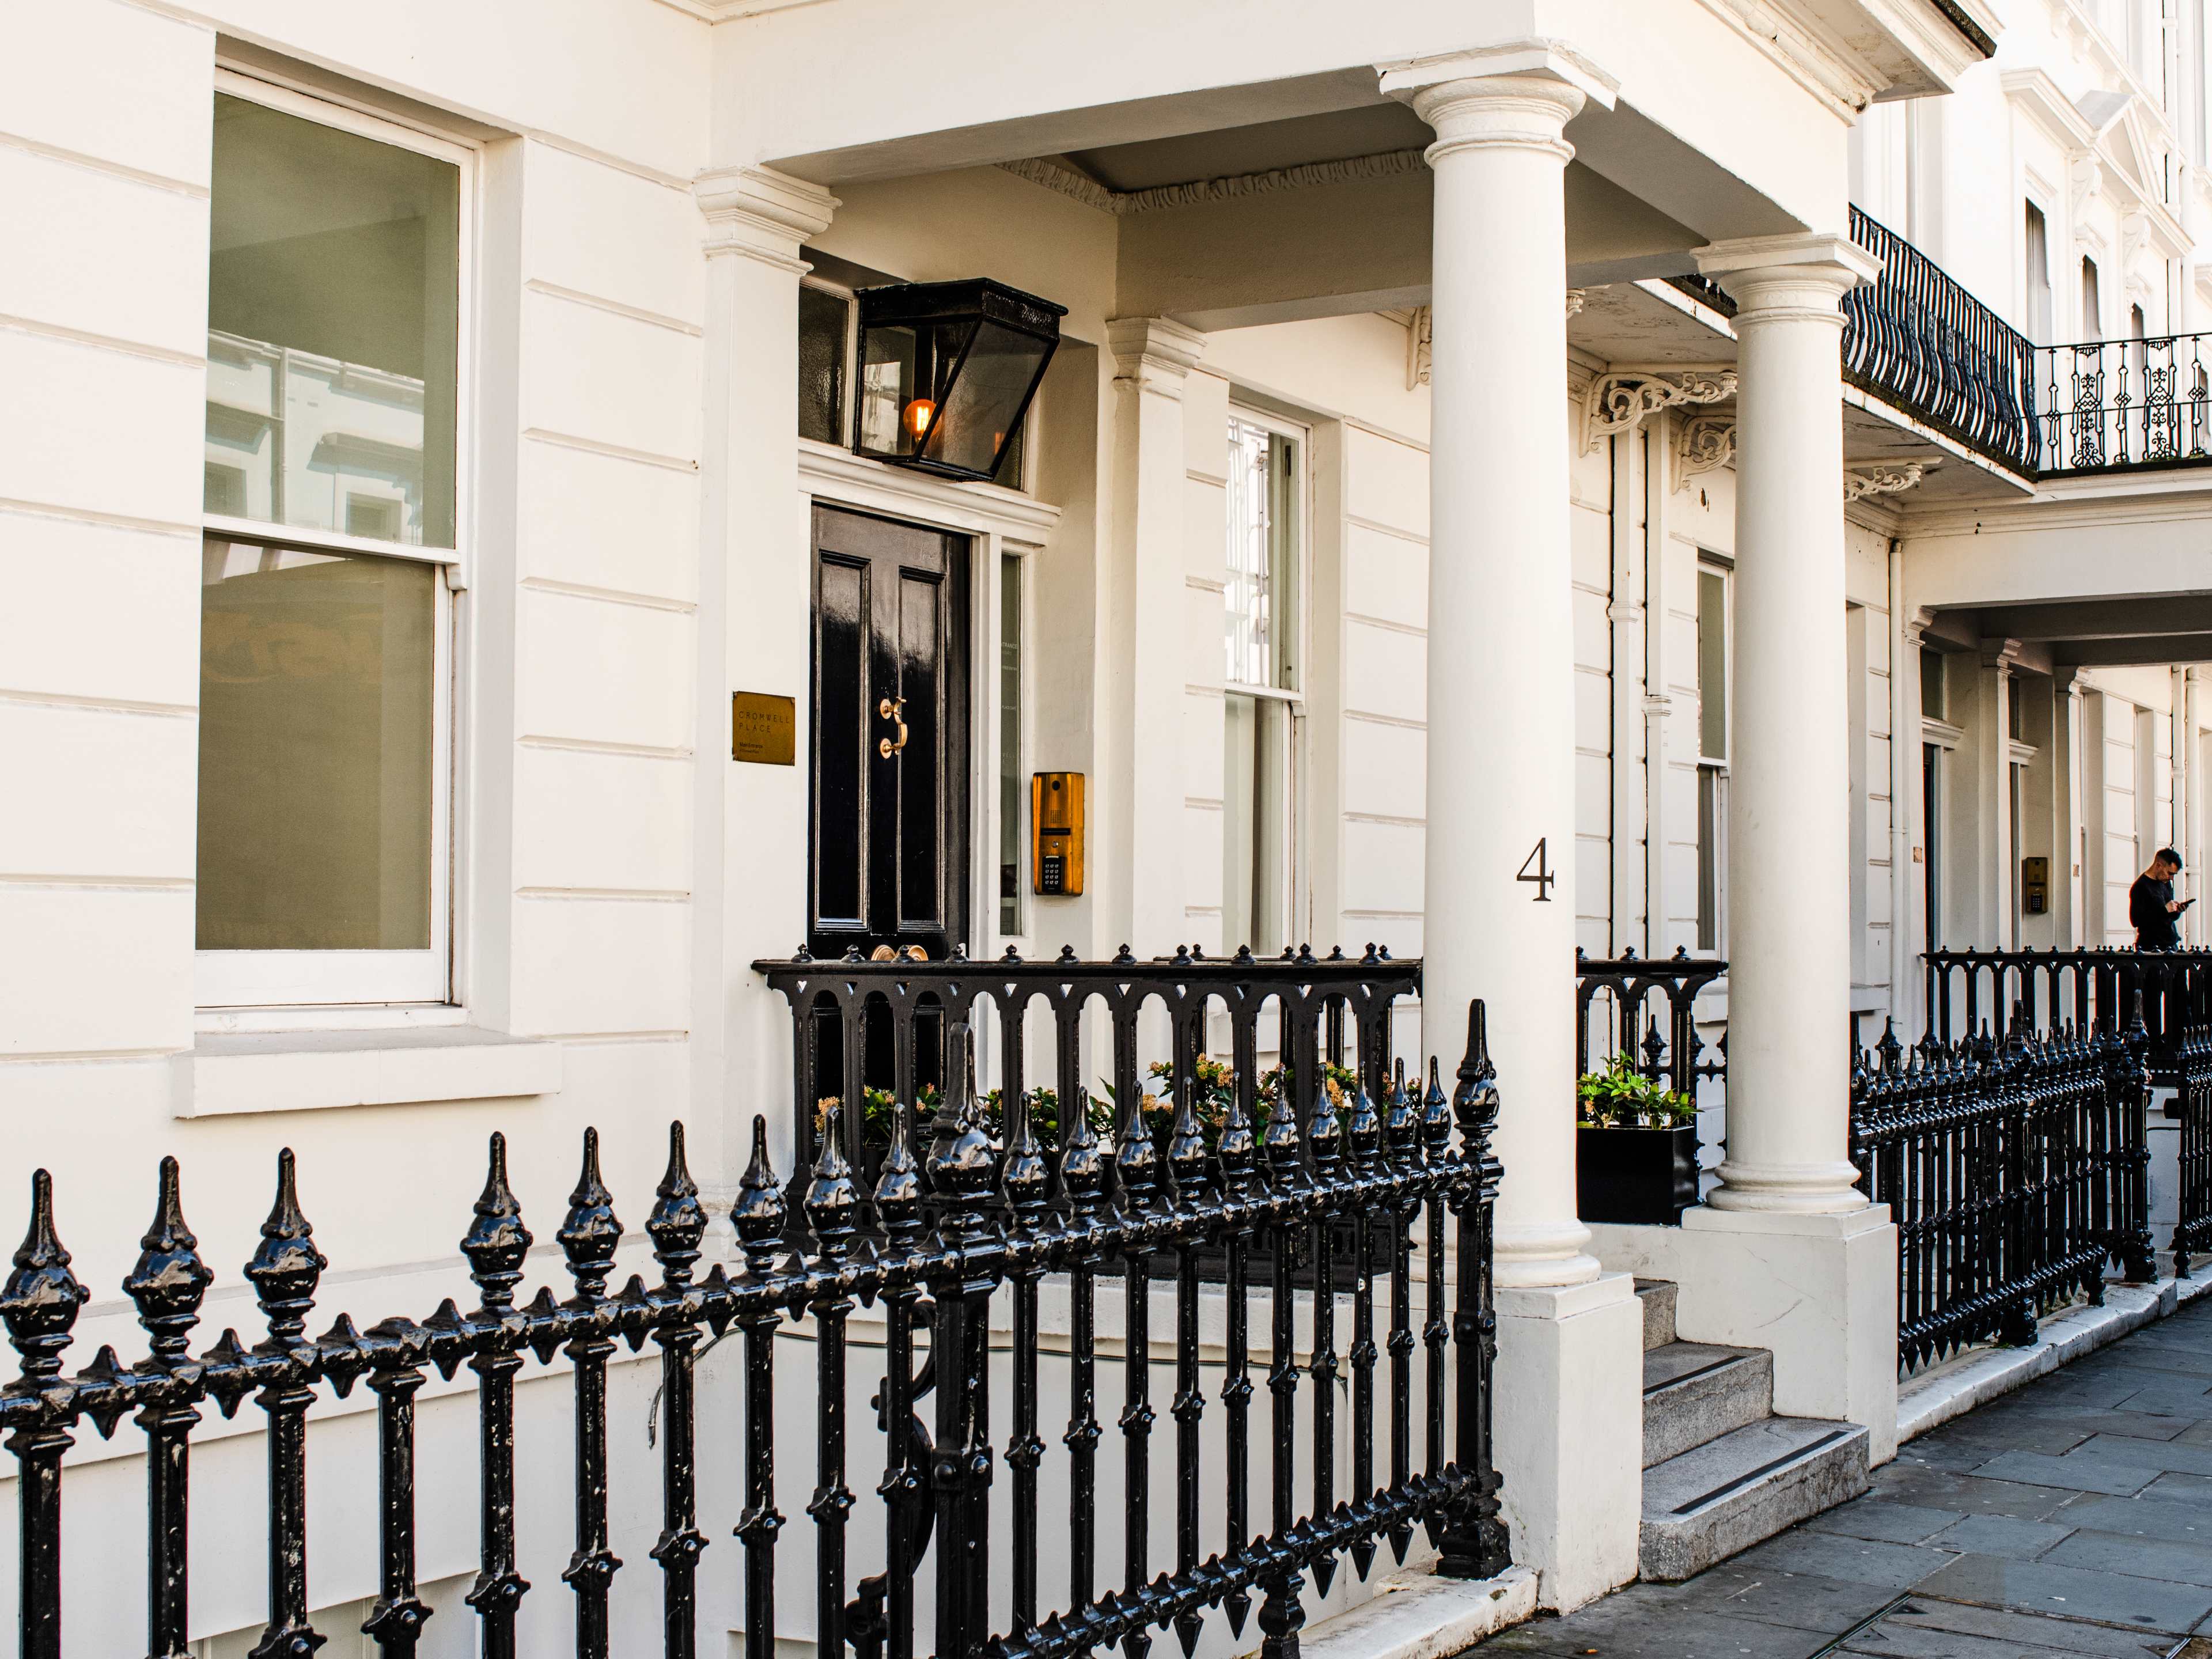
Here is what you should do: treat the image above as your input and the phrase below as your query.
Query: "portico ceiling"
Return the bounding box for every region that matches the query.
[1939,598,2212,669]
[1059,104,1430,193]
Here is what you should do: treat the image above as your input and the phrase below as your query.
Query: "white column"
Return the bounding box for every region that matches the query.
[1387,45,1643,1616]
[694,165,838,1188]
[2189,668,2207,941]
[1972,641,2021,955]
[2055,669,2085,948]
[1695,234,1878,1217]
[1384,43,1611,1289]
[1103,319,1206,956]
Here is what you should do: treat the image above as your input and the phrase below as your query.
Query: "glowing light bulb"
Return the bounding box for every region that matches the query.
[903,397,937,443]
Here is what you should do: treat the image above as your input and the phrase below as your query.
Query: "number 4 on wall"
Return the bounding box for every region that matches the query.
[1517,838,1556,903]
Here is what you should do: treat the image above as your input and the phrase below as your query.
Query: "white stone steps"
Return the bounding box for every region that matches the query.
[1638,1414,1870,1581]
[1641,1340,1772,1468]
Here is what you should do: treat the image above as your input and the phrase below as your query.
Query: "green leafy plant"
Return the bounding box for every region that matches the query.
[1576,1052,1695,1128]
[981,1085,1113,1147]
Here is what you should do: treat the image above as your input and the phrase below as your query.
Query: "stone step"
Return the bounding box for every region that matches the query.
[1638,1415,1870,1583]
[1642,1341,1772,1468]
[1633,1278,1678,1352]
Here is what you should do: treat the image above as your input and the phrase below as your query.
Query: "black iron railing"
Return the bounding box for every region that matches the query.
[2036,333,2212,475]
[1842,206,2041,475]
[0,1005,1508,1659]
[755,944,1421,1195]
[1924,948,2212,1078]
[1851,1011,2154,1373]
[1574,947,1727,1105]
[2176,1018,2212,1277]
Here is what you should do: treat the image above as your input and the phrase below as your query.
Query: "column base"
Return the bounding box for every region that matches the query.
[1705,1158,1870,1214]
[1493,1271,1642,1611]
[1588,1206,1900,1463]
[1493,1219,1602,1289]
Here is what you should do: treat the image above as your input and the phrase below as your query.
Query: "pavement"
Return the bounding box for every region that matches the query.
[1469,1294,2212,1658]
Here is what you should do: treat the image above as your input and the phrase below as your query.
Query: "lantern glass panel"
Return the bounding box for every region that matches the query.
[857,322,920,455]
[921,321,1052,478]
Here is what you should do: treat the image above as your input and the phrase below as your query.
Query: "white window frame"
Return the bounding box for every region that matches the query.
[195,70,476,1014]
[1222,404,1310,956]
[1695,558,1732,956]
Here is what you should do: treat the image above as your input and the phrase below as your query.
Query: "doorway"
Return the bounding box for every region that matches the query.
[808,504,972,962]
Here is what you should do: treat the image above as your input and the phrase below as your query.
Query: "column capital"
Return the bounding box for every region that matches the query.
[1978,635,2027,673]
[1378,41,1618,163]
[695,165,838,273]
[1694,232,1881,326]
[1105,316,1207,395]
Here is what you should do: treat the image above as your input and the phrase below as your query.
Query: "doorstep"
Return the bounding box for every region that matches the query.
[1898,1268,2212,1443]
[1281,1563,1538,1659]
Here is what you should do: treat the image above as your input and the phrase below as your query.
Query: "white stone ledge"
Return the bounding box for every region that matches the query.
[179,1026,563,1118]
[1288,1562,1538,1659]
[1899,1269,2212,1444]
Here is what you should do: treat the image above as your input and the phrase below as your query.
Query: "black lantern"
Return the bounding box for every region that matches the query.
[853,278,1066,481]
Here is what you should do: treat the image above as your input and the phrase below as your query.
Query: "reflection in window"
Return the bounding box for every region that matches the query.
[1697,565,1729,953]
[999,552,1022,937]
[197,541,437,952]
[1222,414,1301,956]
[204,92,460,548]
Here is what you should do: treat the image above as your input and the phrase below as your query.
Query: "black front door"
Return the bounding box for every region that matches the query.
[809,505,971,961]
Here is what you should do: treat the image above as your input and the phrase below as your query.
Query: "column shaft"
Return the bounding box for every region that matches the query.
[1393,61,1599,1287]
[1698,236,1877,1214]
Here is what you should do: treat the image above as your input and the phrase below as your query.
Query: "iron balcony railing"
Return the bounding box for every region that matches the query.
[0,1007,1510,1659]
[1669,209,2212,483]
[2035,332,2212,475]
[1841,206,2041,475]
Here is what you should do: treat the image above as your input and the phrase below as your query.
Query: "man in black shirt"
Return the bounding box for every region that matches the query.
[2131,848,2187,950]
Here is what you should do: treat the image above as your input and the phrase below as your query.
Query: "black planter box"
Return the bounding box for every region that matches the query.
[1577,1124,1699,1226]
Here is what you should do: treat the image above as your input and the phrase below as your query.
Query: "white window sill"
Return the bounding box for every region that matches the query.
[179,1027,562,1120]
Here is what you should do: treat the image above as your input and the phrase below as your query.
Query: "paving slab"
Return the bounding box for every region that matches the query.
[1850,1596,2177,1657]
[1469,1297,2212,1657]
[1906,1551,2212,1633]
[2040,1524,2212,1586]
[1798,1500,1964,1546]
[1923,1512,2075,1560]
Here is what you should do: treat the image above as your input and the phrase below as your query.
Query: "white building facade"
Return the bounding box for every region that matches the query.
[9,0,2212,1652]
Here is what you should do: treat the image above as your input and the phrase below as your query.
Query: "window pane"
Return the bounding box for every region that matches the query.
[1697,568,1726,762]
[207,93,460,548]
[1697,766,1720,952]
[798,285,849,445]
[999,553,1022,935]
[1222,692,1290,955]
[197,540,436,950]
[1921,646,1945,720]
[1225,417,1298,690]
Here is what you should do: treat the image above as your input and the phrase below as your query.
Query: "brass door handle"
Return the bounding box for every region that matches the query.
[878,696,908,758]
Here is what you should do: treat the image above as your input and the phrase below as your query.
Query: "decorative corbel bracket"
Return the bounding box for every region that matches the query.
[1843,462,1927,503]
[1582,370,1736,454]
[1673,415,1736,491]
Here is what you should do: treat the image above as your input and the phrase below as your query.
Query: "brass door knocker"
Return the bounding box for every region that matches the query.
[878,696,908,758]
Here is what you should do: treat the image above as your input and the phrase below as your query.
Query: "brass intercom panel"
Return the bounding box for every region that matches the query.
[2022,855,2050,915]
[1032,772,1085,896]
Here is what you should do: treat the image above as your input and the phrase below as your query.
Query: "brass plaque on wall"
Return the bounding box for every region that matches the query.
[731,692,796,765]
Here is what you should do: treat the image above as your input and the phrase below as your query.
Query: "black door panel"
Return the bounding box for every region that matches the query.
[808,506,969,961]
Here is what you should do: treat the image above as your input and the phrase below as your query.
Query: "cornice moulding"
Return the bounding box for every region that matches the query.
[797,440,1061,540]
[695,165,838,267]
[1000,149,1429,219]
[1688,0,1897,115]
